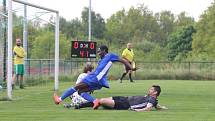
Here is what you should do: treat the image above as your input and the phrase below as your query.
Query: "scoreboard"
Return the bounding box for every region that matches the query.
[71,41,97,58]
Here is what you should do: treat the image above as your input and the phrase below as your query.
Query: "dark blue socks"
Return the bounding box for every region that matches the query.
[81,93,95,102]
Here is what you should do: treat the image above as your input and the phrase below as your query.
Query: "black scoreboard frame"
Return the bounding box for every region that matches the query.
[71,41,97,58]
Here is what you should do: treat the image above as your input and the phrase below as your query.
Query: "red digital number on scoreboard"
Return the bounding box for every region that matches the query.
[80,50,89,57]
[73,41,79,49]
[90,42,95,49]
[71,41,96,58]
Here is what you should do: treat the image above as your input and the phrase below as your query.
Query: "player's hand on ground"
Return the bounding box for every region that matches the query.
[130,108,142,112]
[160,106,168,110]
[129,108,135,111]
[156,105,168,110]
[129,108,139,112]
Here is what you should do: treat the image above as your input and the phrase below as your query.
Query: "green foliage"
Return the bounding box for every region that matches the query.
[105,4,196,61]
[105,4,160,45]
[105,9,126,43]
[155,11,175,46]
[175,12,195,28]
[143,45,168,61]
[192,1,215,60]
[167,26,196,61]
[26,21,42,58]
[59,17,83,39]
[12,14,23,44]
[81,7,106,39]
[134,40,155,53]
[31,31,69,59]
[9,1,215,61]
[58,7,106,40]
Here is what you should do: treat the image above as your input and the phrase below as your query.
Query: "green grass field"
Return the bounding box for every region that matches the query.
[0,80,215,121]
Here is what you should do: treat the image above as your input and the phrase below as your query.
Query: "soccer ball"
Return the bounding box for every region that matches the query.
[72,96,82,106]
[71,92,87,106]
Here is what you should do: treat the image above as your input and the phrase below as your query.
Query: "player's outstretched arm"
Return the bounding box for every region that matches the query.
[118,58,137,71]
[131,103,153,112]
[156,104,168,110]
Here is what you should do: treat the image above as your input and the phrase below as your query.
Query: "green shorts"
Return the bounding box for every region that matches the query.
[14,64,24,75]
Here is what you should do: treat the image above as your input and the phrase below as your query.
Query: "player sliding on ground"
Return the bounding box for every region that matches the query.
[66,85,168,111]
[53,45,137,109]
[63,63,95,108]
[93,85,166,111]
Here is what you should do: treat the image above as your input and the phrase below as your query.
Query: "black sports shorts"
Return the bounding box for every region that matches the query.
[112,96,130,110]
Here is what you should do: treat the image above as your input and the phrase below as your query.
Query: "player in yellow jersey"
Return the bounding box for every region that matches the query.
[119,43,135,83]
[12,38,26,89]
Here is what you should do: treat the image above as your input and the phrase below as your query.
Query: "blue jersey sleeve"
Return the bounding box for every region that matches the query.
[109,53,119,62]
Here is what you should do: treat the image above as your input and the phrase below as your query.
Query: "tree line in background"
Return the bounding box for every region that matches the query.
[11,2,215,61]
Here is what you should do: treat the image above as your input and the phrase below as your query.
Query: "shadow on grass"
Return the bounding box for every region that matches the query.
[0,97,12,101]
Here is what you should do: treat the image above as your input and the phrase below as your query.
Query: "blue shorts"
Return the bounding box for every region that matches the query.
[82,73,110,91]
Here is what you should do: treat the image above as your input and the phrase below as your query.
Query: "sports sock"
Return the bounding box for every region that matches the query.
[61,87,76,100]
[12,84,15,89]
[81,93,95,102]
[129,73,133,82]
[78,102,94,109]
[120,73,127,81]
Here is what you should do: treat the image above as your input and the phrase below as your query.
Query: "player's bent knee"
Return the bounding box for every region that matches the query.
[99,98,115,108]
[100,98,113,104]
[99,98,109,105]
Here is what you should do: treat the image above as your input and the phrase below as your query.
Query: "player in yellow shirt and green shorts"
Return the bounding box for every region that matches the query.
[119,43,135,83]
[13,38,26,89]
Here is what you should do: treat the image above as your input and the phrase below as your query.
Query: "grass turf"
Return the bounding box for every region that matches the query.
[0,80,215,121]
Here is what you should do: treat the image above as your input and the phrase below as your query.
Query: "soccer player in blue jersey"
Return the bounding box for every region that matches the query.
[53,45,137,109]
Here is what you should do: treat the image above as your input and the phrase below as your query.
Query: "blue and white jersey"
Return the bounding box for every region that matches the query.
[94,53,119,80]
[82,53,119,90]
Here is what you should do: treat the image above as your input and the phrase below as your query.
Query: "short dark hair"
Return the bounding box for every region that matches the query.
[83,63,94,73]
[99,45,108,53]
[152,85,161,96]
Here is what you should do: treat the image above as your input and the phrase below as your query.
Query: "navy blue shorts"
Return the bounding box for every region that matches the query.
[82,74,109,91]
